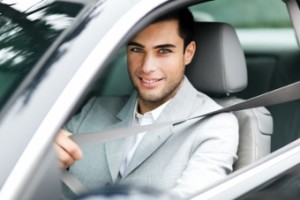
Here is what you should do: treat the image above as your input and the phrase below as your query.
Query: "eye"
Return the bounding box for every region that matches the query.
[130,47,144,53]
[159,48,171,54]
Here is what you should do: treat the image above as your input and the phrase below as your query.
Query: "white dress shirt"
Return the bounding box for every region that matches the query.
[119,100,170,177]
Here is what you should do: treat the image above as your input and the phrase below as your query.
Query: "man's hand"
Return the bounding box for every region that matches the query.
[54,129,83,169]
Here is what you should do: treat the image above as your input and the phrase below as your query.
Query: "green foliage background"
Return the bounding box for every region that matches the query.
[190,0,292,28]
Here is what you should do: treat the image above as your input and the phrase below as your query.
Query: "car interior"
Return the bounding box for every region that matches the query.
[191,0,300,154]
[89,11,274,172]
[68,0,300,198]
[186,21,273,170]
[69,2,300,198]
[87,0,300,165]
[50,1,300,200]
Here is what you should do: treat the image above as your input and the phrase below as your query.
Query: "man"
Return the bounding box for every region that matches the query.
[55,8,239,199]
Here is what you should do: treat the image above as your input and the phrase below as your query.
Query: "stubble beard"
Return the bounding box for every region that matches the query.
[135,76,184,108]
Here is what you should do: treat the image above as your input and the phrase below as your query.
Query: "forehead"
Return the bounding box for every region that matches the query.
[130,20,182,45]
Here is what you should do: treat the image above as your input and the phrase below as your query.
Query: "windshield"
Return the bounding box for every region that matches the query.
[0,1,82,110]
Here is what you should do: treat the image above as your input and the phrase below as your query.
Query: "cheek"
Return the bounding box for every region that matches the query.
[162,57,185,76]
[128,53,143,70]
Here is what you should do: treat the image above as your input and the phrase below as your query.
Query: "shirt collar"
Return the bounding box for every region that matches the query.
[133,99,171,122]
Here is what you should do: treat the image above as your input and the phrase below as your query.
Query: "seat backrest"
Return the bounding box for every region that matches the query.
[186,22,273,170]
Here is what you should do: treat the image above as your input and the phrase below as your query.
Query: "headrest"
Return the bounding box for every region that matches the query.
[186,22,247,96]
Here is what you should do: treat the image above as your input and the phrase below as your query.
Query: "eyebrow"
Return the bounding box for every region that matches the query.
[128,41,144,47]
[127,41,176,49]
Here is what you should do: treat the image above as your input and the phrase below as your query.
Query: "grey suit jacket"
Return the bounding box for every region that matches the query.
[65,77,239,199]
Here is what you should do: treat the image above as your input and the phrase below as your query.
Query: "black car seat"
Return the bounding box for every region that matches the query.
[186,22,273,170]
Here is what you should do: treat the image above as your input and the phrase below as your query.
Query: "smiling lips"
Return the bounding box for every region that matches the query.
[140,77,162,88]
[142,78,159,83]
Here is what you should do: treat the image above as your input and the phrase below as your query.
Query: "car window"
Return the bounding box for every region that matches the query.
[190,0,292,28]
[0,1,83,110]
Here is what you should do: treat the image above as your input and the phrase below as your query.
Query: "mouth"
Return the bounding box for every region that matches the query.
[139,77,162,88]
[142,78,160,83]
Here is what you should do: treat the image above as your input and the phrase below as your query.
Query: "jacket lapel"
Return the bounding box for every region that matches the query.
[123,125,173,177]
[105,93,137,182]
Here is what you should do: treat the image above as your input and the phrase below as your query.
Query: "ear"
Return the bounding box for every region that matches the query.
[184,41,196,65]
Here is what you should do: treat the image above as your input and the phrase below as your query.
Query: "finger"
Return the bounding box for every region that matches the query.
[54,144,76,169]
[56,130,83,160]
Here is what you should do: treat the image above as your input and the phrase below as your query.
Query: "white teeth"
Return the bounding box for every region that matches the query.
[142,78,158,84]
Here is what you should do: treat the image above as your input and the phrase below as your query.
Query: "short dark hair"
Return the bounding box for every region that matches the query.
[152,8,195,49]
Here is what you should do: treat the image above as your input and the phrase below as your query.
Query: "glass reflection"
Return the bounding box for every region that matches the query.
[0,1,82,108]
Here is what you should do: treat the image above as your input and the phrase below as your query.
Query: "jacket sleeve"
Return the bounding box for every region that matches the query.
[170,112,239,199]
[64,97,98,134]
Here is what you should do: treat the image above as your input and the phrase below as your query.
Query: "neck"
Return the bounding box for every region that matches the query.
[138,99,165,114]
[137,78,184,114]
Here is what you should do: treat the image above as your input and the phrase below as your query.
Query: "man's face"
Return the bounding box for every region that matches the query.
[127,19,195,112]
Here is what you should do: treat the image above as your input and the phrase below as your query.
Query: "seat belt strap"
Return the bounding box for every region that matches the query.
[70,81,300,147]
[63,81,300,196]
[61,171,88,195]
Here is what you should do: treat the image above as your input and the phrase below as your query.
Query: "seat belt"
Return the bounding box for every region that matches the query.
[62,81,300,196]
[70,81,300,147]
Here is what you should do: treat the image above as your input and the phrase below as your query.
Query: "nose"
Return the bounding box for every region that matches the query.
[141,53,156,73]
